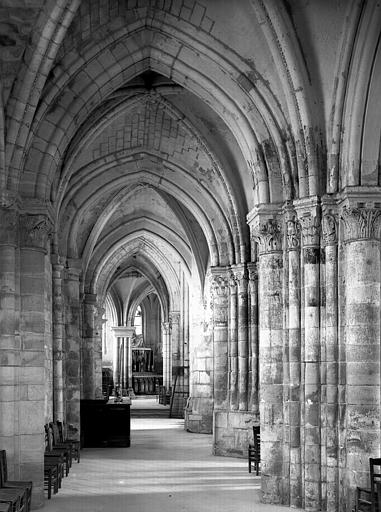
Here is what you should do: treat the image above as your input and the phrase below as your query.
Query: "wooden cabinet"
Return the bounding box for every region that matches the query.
[80,399,130,448]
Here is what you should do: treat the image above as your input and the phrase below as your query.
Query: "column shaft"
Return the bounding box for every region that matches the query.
[52,256,65,420]
[285,208,302,509]
[162,322,171,389]
[259,250,284,502]
[229,276,238,410]
[340,203,381,510]
[247,263,259,415]
[211,270,229,410]
[250,211,284,505]
[233,265,249,411]
[64,261,81,441]
[19,213,52,507]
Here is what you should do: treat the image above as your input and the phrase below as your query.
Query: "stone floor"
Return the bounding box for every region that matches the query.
[41,398,290,512]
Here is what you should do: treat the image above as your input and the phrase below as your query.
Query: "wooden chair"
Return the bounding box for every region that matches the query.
[0,501,11,512]
[44,426,65,494]
[56,421,80,463]
[0,489,26,512]
[0,451,32,512]
[43,464,59,500]
[49,423,73,468]
[248,425,260,475]
[355,458,381,512]
[44,424,70,477]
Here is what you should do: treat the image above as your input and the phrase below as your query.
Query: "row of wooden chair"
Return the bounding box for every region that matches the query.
[248,425,260,475]
[44,421,81,499]
[0,450,32,512]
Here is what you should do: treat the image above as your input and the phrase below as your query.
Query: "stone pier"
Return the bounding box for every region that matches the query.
[64,259,82,441]
[249,206,284,504]
[340,194,381,510]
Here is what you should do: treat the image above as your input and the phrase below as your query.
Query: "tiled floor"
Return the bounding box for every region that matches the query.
[41,399,289,512]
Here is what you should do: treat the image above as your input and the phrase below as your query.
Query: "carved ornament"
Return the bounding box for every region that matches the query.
[162,321,171,335]
[54,350,64,361]
[19,214,53,250]
[169,311,180,325]
[210,269,229,297]
[251,218,282,254]
[297,211,321,247]
[232,264,248,294]
[284,210,301,250]
[247,262,258,295]
[341,206,381,242]
[321,213,338,246]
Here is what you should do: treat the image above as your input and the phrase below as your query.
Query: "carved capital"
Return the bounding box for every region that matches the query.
[169,311,180,325]
[321,213,338,246]
[247,262,258,281]
[229,272,237,294]
[340,206,381,242]
[210,267,229,297]
[251,218,283,254]
[162,321,171,335]
[231,264,248,294]
[283,205,301,250]
[295,198,321,247]
[247,262,258,295]
[19,214,53,251]
[54,350,64,361]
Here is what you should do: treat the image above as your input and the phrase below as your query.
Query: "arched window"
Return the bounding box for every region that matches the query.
[134,305,142,335]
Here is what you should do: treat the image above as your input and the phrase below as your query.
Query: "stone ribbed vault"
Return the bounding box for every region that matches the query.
[1,1,381,511]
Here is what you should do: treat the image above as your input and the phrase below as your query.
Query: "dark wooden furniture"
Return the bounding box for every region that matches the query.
[0,451,32,512]
[43,464,60,500]
[248,425,260,475]
[0,501,11,512]
[80,399,131,448]
[355,458,381,512]
[44,425,70,477]
[0,488,26,512]
[56,421,80,463]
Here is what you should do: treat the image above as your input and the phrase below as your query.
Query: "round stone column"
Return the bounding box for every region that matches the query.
[94,306,105,398]
[52,254,65,420]
[232,264,249,411]
[211,268,229,411]
[82,294,97,399]
[19,213,53,507]
[247,262,259,415]
[162,321,172,389]
[284,206,302,508]
[340,202,381,508]
[229,273,238,410]
[321,205,339,512]
[296,199,322,511]
[64,259,82,441]
[112,326,135,396]
[250,210,284,504]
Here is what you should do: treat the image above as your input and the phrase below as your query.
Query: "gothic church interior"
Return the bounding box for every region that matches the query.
[1,1,381,510]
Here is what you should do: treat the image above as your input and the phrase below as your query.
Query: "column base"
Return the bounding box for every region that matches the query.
[213,409,259,457]
[184,397,213,433]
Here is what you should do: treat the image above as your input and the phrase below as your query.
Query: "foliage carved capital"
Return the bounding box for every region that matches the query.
[231,264,248,294]
[295,198,321,247]
[340,206,381,242]
[251,218,283,254]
